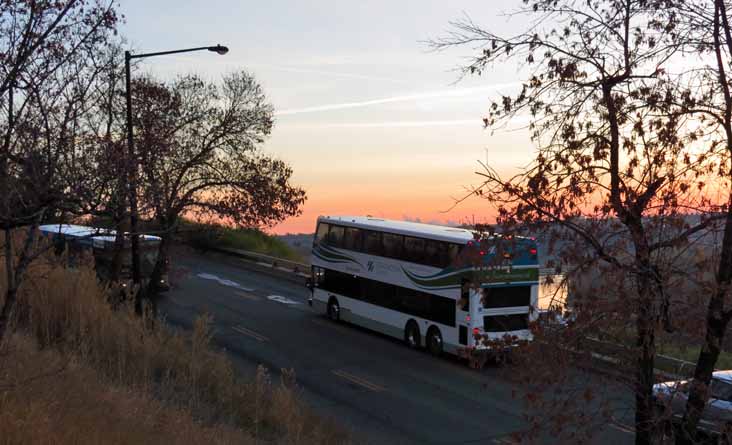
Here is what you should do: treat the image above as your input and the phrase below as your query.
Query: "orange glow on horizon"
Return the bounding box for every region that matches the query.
[268,194,498,234]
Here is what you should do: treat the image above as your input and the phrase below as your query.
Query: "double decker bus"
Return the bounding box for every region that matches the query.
[308,216,539,356]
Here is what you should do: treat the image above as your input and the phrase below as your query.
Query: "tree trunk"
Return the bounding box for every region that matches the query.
[142,215,175,318]
[109,216,126,282]
[0,223,39,346]
[634,259,657,445]
[0,228,15,347]
[0,286,18,348]
[635,290,657,445]
[146,229,170,297]
[679,202,732,444]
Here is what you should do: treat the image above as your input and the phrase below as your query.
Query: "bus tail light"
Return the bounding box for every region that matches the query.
[473,327,481,336]
[529,248,537,256]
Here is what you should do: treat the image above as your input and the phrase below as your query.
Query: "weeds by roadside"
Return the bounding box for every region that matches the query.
[0,233,347,444]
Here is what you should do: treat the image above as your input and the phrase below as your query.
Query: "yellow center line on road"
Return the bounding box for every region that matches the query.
[332,369,386,393]
[231,325,269,342]
[235,291,261,301]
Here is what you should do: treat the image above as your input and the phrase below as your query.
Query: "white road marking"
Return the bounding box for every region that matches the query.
[332,369,385,392]
[267,295,301,305]
[197,273,254,292]
[231,325,269,342]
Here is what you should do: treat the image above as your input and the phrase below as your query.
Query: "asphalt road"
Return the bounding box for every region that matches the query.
[157,250,636,444]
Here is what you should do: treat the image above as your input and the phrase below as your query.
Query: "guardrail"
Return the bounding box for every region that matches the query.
[209,246,310,278]
[583,337,699,379]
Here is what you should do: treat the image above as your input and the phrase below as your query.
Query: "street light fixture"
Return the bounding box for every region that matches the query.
[124,44,228,290]
[209,45,229,55]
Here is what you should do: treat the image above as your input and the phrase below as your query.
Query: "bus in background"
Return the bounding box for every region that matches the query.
[308,216,540,357]
[39,224,169,290]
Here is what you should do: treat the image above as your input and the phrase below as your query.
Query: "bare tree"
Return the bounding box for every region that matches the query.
[0,0,120,346]
[70,43,131,282]
[131,72,306,298]
[663,1,732,441]
[431,1,728,443]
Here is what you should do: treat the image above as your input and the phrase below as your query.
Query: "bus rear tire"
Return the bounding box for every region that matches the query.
[404,321,420,349]
[426,326,443,356]
[327,297,340,322]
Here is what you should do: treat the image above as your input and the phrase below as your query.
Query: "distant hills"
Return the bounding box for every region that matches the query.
[277,233,314,259]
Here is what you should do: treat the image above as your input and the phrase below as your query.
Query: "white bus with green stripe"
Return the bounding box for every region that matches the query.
[308,216,540,356]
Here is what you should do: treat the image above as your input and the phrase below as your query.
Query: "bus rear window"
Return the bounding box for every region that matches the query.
[484,314,528,332]
[482,286,530,309]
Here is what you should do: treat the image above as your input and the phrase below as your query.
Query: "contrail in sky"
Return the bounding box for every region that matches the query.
[275,82,521,116]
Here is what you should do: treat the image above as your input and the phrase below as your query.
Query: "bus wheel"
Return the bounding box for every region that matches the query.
[404,321,420,349]
[327,298,340,322]
[426,327,443,356]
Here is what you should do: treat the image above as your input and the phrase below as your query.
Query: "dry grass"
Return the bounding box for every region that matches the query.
[0,231,348,444]
[0,334,251,445]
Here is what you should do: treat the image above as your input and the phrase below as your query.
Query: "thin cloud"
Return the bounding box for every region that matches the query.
[275,82,521,116]
[250,63,411,85]
[280,119,480,129]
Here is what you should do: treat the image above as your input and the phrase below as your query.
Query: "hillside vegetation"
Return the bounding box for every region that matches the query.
[82,217,307,263]
[0,235,345,444]
[180,220,306,262]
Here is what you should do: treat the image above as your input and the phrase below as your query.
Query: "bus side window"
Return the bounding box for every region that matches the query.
[447,243,461,267]
[314,223,329,246]
[459,278,470,312]
[343,227,363,251]
[403,236,425,264]
[424,240,448,268]
[382,232,404,259]
[327,225,345,247]
[363,230,383,256]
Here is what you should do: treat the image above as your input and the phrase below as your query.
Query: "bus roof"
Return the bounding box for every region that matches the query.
[39,224,161,243]
[318,215,475,244]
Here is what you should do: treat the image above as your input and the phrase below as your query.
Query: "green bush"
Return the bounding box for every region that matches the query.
[179,220,305,263]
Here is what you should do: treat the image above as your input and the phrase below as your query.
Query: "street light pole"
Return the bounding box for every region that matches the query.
[124,50,141,286]
[124,45,229,292]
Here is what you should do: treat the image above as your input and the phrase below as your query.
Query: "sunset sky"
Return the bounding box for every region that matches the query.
[122,1,535,233]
